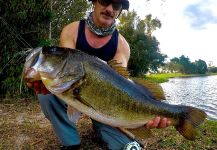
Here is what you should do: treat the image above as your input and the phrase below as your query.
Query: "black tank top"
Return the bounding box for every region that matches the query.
[76,20,118,61]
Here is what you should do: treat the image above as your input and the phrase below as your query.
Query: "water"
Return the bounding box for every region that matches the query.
[161,75,217,121]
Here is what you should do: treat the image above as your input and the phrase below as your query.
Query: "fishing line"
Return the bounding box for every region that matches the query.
[0,17,32,48]
[1,1,81,77]
[0,17,34,73]
[0,17,34,94]
[0,48,32,74]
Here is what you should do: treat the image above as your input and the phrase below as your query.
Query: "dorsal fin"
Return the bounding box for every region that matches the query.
[133,78,166,100]
[107,60,130,78]
[107,60,165,100]
[67,106,81,123]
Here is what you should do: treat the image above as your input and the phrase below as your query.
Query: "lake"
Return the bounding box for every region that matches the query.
[161,75,217,121]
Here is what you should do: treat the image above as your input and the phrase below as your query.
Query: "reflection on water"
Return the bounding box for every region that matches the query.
[161,75,217,121]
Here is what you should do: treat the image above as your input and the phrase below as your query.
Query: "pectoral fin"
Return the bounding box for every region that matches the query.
[67,106,81,123]
[118,127,152,148]
[127,127,153,140]
[74,94,95,110]
[107,60,165,100]
[72,87,95,110]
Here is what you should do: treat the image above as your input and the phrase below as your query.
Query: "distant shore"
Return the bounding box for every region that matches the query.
[144,73,217,83]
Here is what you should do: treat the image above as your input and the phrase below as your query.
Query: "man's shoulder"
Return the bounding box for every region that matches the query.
[60,21,81,40]
[62,21,80,33]
[59,21,81,47]
[118,33,129,48]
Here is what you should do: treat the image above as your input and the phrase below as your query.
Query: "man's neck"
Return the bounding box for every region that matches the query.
[85,25,112,48]
[86,12,116,37]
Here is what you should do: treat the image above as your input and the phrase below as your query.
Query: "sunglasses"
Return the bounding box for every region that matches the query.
[98,0,122,10]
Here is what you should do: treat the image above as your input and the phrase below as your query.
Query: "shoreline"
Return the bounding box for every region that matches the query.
[144,73,217,83]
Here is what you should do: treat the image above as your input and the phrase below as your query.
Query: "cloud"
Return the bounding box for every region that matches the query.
[184,1,217,30]
[128,0,217,66]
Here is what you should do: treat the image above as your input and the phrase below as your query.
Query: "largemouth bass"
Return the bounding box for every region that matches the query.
[24,46,206,141]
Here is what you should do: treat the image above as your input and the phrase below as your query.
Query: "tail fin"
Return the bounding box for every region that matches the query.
[176,106,207,140]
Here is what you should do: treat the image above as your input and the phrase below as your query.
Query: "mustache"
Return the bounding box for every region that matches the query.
[101,11,114,18]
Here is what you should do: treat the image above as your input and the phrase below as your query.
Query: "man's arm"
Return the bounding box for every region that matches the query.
[113,34,130,67]
[114,33,171,129]
[59,21,79,48]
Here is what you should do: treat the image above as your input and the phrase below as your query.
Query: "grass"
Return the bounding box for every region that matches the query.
[147,120,217,150]
[1,98,217,150]
[144,73,217,83]
[0,99,106,150]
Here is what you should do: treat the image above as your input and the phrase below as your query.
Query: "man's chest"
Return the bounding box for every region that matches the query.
[85,27,112,49]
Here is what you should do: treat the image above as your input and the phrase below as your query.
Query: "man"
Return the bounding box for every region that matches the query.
[27,0,171,149]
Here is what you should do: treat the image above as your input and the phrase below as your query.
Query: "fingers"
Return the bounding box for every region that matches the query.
[158,117,167,128]
[153,116,161,128]
[146,117,171,129]
[26,82,33,88]
[166,119,172,126]
[146,120,154,129]
[34,81,41,94]
[26,81,50,95]
[146,117,160,129]
[41,83,50,94]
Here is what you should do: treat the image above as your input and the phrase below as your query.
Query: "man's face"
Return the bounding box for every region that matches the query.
[93,0,122,28]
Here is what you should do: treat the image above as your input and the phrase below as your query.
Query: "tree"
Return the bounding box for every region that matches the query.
[118,11,167,76]
[194,59,208,74]
[163,61,183,73]
[208,66,217,73]
[166,56,208,74]
[178,55,193,74]
[0,0,52,98]
[0,0,90,98]
[143,14,161,36]
[50,0,89,43]
[118,10,137,45]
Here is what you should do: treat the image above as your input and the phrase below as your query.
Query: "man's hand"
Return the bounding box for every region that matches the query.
[146,116,171,129]
[26,81,50,95]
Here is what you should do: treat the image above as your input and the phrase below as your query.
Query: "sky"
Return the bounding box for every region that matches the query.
[128,0,217,66]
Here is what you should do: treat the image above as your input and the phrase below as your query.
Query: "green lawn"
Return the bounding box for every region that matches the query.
[144,73,217,83]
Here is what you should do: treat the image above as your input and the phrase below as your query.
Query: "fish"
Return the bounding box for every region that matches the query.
[23,46,207,142]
